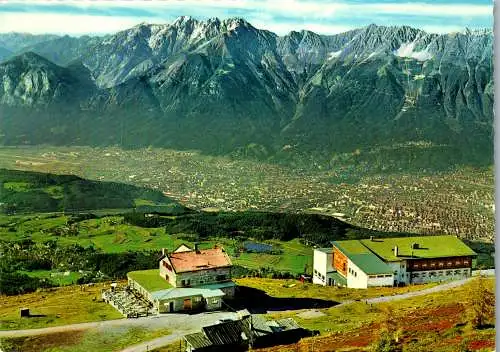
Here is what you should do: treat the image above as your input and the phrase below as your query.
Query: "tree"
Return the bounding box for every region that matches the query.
[469,274,495,328]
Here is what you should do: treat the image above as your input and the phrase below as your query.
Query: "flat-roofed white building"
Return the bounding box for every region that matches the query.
[313,235,476,289]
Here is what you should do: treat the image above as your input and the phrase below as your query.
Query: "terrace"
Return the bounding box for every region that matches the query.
[127,269,172,292]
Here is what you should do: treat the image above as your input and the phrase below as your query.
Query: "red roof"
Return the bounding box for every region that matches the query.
[167,248,232,273]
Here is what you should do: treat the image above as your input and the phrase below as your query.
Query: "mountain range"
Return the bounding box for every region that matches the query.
[0,17,493,170]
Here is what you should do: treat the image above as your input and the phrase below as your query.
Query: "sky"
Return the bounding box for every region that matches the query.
[0,0,494,36]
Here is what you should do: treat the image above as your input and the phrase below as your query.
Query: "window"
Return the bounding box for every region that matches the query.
[163,261,172,270]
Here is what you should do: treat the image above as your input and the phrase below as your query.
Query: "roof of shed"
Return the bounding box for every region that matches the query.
[184,332,213,349]
[275,318,302,330]
[184,316,304,349]
[250,315,273,337]
[202,319,252,346]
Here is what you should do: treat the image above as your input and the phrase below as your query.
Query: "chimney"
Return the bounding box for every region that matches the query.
[393,246,399,257]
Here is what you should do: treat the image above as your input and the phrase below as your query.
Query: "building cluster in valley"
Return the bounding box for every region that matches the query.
[313,235,477,288]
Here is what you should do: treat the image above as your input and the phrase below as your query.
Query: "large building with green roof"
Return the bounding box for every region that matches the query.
[313,235,476,288]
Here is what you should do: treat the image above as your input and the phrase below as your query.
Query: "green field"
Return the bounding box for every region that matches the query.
[0,210,315,275]
[0,284,123,330]
[19,270,82,286]
[262,277,495,351]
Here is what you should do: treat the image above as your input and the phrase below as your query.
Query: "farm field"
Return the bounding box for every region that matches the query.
[0,283,123,330]
[0,146,493,243]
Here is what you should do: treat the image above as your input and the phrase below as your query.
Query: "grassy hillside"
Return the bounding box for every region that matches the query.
[258,277,495,352]
[0,168,187,214]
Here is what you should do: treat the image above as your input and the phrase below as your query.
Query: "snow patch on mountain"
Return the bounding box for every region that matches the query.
[395,42,433,61]
[327,50,342,60]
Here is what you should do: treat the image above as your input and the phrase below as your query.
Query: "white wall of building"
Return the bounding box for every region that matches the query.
[346,259,369,289]
[313,249,334,286]
[367,274,393,287]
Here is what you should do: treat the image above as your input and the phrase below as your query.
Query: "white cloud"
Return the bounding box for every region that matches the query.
[365,3,492,17]
[0,1,492,36]
[420,25,466,34]
[251,20,352,35]
[0,13,160,35]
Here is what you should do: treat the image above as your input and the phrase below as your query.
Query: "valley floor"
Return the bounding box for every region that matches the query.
[0,146,493,243]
